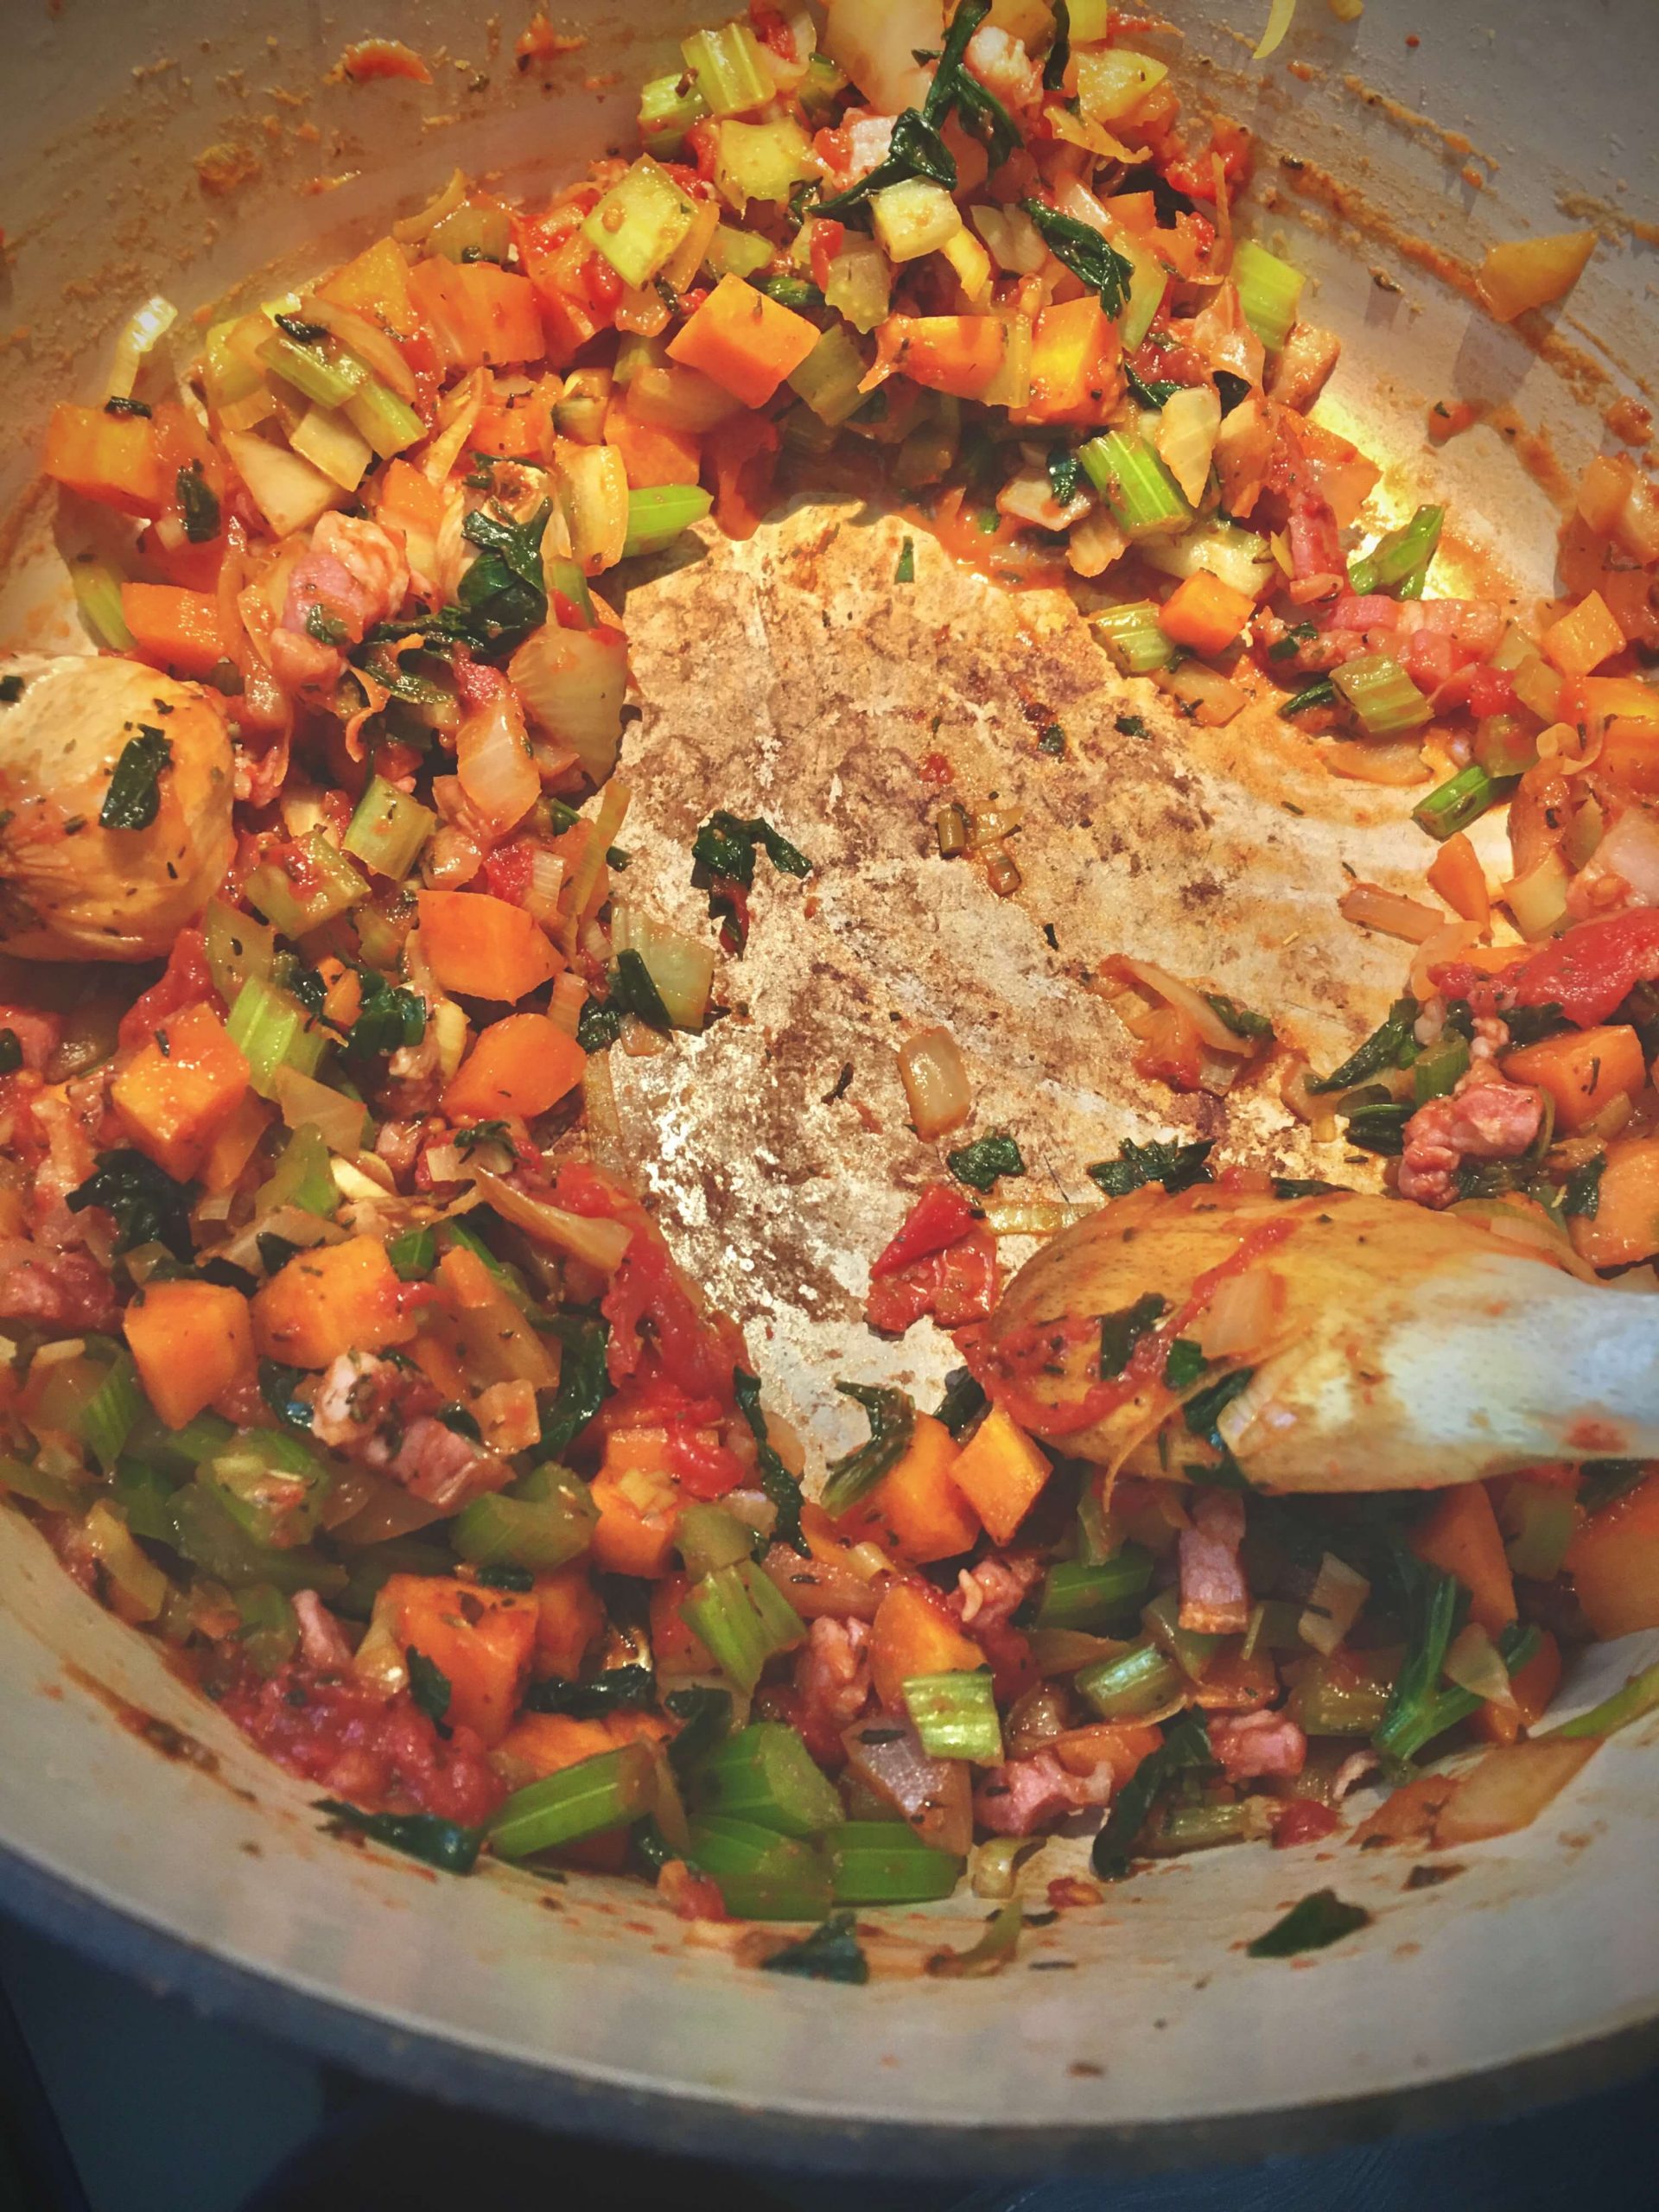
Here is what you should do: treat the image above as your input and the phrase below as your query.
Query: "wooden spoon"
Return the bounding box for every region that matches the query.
[980,1185,1659,1491]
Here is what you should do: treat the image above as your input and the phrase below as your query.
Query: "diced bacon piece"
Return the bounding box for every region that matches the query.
[1209,1708,1307,1782]
[1178,1489,1249,1635]
[975,1749,1116,1836]
[794,1616,873,1734]
[1398,1071,1546,1209]
[0,1243,119,1332]
[293,1589,354,1673]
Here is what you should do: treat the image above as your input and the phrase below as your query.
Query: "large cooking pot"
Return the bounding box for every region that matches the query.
[1,0,1656,2177]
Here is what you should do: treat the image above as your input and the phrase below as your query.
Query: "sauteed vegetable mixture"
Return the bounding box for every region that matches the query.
[3,0,1658,1953]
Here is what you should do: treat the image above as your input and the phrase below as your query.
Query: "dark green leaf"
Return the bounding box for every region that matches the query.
[344,970,426,1060]
[734,1366,807,1554]
[946,1133,1026,1192]
[756,274,823,310]
[1043,0,1071,91]
[305,603,349,648]
[816,107,957,216]
[1373,1564,1459,1762]
[577,995,625,1052]
[1247,1889,1372,1958]
[1183,1366,1254,1444]
[761,1910,869,1984]
[314,1798,481,1874]
[454,1119,513,1158]
[1021,200,1134,315]
[1098,1293,1166,1380]
[1503,1001,1568,1047]
[895,536,916,584]
[524,1663,658,1717]
[1309,999,1420,1093]
[276,312,327,345]
[1115,714,1147,738]
[1162,1338,1206,1392]
[933,1366,988,1439]
[664,1684,734,1777]
[1123,365,1184,409]
[1092,1709,1212,1880]
[921,0,1021,168]
[175,461,221,543]
[613,949,673,1032]
[406,1648,453,1732]
[1046,443,1083,505]
[692,810,811,954]
[1338,1089,1412,1157]
[1270,1176,1343,1198]
[1281,677,1337,715]
[1038,722,1066,756]
[1563,1154,1605,1219]
[67,1149,196,1260]
[1086,1137,1214,1198]
[1268,621,1319,662]
[99,725,172,831]
[0,1029,22,1077]
[1204,993,1274,1042]
[1580,1459,1645,1513]
[820,1382,918,1519]
[474,1561,535,1591]
[537,1310,613,1459]
[257,1359,314,1435]
[456,499,551,648]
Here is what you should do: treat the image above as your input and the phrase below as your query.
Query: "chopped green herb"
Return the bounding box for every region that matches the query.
[537,1310,613,1460]
[458,499,551,649]
[305,603,350,649]
[816,107,957,216]
[257,1359,313,1435]
[1338,1087,1413,1156]
[1162,1338,1206,1392]
[1021,200,1133,316]
[577,995,625,1052]
[454,1119,514,1159]
[1098,1293,1166,1380]
[1046,443,1083,505]
[99,725,173,831]
[1578,1459,1645,1514]
[275,311,328,346]
[1092,1709,1212,1879]
[946,1133,1027,1192]
[1204,993,1274,1042]
[933,1366,988,1439]
[406,1649,453,1732]
[819,1382,918,1519]
[314,1798,482,1875]
[1086,1137,1214,1198]
[692,809,812,954]
[1271,1176,1341,1198]
[175,461,221,543]
[1043,0,1071,90]
[613,948,673,1031]
[524,1663,658,1717]
[104,396,153,417]
[734,1366,808,1555]
[474,1562,535,1592]
[0,1029,22,1077]
[1503,1001,1567,1048]
[345,971,426,1061]
[664,1684,734,1777]
[1281,677,1338,715]
[1123,365,1183,409]
[761,1909,868,1984]
[1309,998,1419,1094]
[1247,1889,1372,1958]
[1038,722,1067,756]
[1268,622,1319,662]
[1562,1154,1605,1219]
[0,674,25,703]
[1115,713,1147,738]
[67,1149,196,1260]
[895,535,916,584]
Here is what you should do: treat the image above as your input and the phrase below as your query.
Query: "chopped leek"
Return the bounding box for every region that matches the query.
[1093,600,1176,675]
[255,1123,335,1217]
[1412,1032,1471,1106]
[690,1723,846,1835]
[1332,653,1433,736]
[1349,505,1444,598]
[342,378,424,461]
[342,776,436,880]
[71,558,133,651]
[81,1350,144,1473]
[288,404,374,495]
[1076,1637,1183,1719]
[1035,1548,1154,1632]
[608,902,715,1030]
[452,1464,598,1570]
[226,977,329,1096]
[679,1560,806,1694]
[259,331,365,410]
[244,828,368,938]
[639,70,709,155]
[491,1743,656,1859]
[1077,432,1191,539]
[683,1813,833,1921]
[204,1432,332,1550]
[1231,239,1305,352]
[1548,1658,1659,1742]
[903,1669,1003,1764]
[1412,762,1516,841]
[680,22,772,118]
[1140,521,1275,599]
[582,157,698,290]
[111,1459,179,1545]
[675,1502,754,1580]
[620,483,715,560]
[830,1823,964,1906]
[788,326,869,428]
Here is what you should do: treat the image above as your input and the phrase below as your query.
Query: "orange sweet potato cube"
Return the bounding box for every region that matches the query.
[124,1279,254,1431]
[251,1235,416,1369]
[111,1002,250,1182]
[385,1573,539,1747]
[869,1583,985,1713]
[948,1404,1052,1544]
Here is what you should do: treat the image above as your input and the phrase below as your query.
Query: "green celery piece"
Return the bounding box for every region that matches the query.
[903,1669,1003,1764]
[676,1502,754,1580]
[581,158,696,289]
[684,1813,833,1921]
[679,1560,806,1694]
[163,1484,345,1596]
[111,1459,180,1545]
[1412,1033,1471,1107]
[258,330,364,410]
[621,484,713,559]
[490,1744,655,1859]
[1076,1637,1182,1721]
[451,1465,596,1570]
[228,977,328,1097]
[760,1910,868,1983]
[1035,1548,1154,1631]
[1413,763,1516,842]
[1230,239,1304,352]
[1548,1658,1659,1741]
[829,1822,964,1906]
[690,1723,845,1836]
[0,1453,89,1514]
[79,1349,144,1473]
[205,1433,331,1550]
[343,775,435,879]
[1248,1889,1371,1958]
[1293,1656,1392,1737]
[1077,433,1190,539]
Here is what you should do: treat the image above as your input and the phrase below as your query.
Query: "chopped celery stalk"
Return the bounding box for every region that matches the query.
[233,1584,300,1676]
[1231,238,1305,352]
[111,1459,180,1545]
[453,1464,597,1569]
[639,69,709,154]
[680,22,772,118]
[287,405,373,495]
[245,827,368,938]
[227,977,329,1096]
[202,897,276,1004]
[679,1560,806,1694]
[256,1123,334,1217]
[1332,652,1433,737]
[205,1433,331,1549]
[82,1500,168,1619]
[1412,762,1516,842]
[1139,521,1275,599]
[683,1813,834,1921]
[1349,505,1444,598]
[1142,1586,1221,1681]
[163,1484,345,1596]
[204,318,267,411]
[1472,713,1540,779]
[1077,432,1191,538]
[0,1453,88,1514]
[81,1350,144,1473]
[1076,1636,1184,1720]
[788,325,869,428]
[705,222,774,281]
[1412,1033,1471,1106]
[1093,599,1176,674]
[343,775,436,880]
[257,331,365,411]
[690,1723,846,1835]
[582,157,698,289]
[830,1823,964,1905]
[140,1410,237,1471]
[71,558,133,650]
[621,483,714,559]
[342,378,425,460]
[1035,1548,1154,1632]
[1548,1658,1659,1742]
[714,118,817,211]
[798,51,848,124]
[427,204,513,264]
[676,1503,754,1580]
[1501,1480,1581,1582]
[903,1669,1003,1764]
[823,237,892,334]
[490,1743,656,1859]
[1155,1797,1254,1852]
[545,556,596,625]
[1293,1657,1392,1737]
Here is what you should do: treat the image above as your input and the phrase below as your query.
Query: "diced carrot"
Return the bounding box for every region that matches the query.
[376,455,444,537]
[416,888,563,1001]
[1474,232,1595,323]
[840,1413,980,1564]
[1569,1136,1659,1268]
[315,957,364,1031]
[1500,1022,1646,1133]
[667,273,819,409]
[111,1002,250,1182]
[1427,830,1491,929]
[442,1010,586,1122]
[869,1583,984,1711]
[318,237,423,336]
[408,258,546,372]
[1191,1648,1281,1711]
[872,314,1010,402]
[251,1236,416,1368]
[602,396,701,487]
[1157,570,1257,656]
[1411,1484,1516,1637]
[1600,717,1659,796]
[119,584,227,680]
[1583,675,1659,724]
[1563,1470,1659,1639]
[530,1561,606,1681]
[42,404,167,515]
[1541,589,1625,678]
[199,1090,274,1196]
[1471,1628,1562,1745]
[651,1572,715,1672]
[948,1405,1052,1544]
[473,381,557,461]
[1014,297,1118,425]
[385,1573,538,1747]
[590,1431,681,1578]
[124,1279,254,1430]
[1049,1720,1162,1789]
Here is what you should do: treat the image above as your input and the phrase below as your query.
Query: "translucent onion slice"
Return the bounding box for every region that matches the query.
[1338,881,1446,944]
[469,1166,632,1273]
[1297,1553,1370,1657]
[897,1026,971,1139]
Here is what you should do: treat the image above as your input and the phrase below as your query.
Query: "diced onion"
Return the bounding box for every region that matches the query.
[215,1205,346,1274]
[982,1199,1089,1237]
[1254,0,1298,60]
[470,1166,632,1272]
[1445,1622,1518,1710]
[559,778,632,952]
[510,623,629,785]
[1154,659,1245,727]
[393,168,467,245]
[1153,386,1222,508]
[1297,1553,1370,1656]
[1113,957,1257,1056]
[898,1026,970,1139]
[422,368,488,486]
[1196,1268,1281,1360]
[1432,1738,1596,1848]
[1338,882,1446,944]
[1325,740,1432,787]
[1591,805,1659,905]
[302,296,418,402]
[270,1067,366,1157]
[1408,920,1483,999]
[457,690,540,834]
[107,295,178,402]
[524,848,567,925]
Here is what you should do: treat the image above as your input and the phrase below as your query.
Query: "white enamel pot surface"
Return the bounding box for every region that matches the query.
[2,0,1658,2177]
